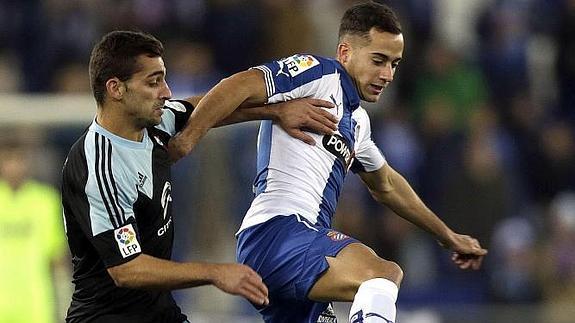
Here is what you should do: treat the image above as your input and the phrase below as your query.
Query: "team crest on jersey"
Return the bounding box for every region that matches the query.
[114,224,141,258]
[327,230,349,241]
[278,54,320,77]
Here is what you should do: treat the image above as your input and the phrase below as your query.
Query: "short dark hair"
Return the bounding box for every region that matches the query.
[89,31,164,106]
[338,1,402,42]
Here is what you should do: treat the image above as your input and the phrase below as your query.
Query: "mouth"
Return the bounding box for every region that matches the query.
[153,106,164,116]
[368,84,384,95]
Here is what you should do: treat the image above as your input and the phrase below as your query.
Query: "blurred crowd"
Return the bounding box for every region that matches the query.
[1,0,575,322]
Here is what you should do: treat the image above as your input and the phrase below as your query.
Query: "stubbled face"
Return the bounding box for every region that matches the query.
[338,28,404,102]
[122,55,172,128]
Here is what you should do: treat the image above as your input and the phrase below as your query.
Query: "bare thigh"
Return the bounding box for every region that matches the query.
[307,242,403,302]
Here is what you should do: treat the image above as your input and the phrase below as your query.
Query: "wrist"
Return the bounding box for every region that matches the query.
[437,229,456,249]
[268,102,282,122]
[205,263,224,285]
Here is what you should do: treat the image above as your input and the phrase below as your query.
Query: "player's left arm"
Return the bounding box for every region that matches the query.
[182,95,337,142]
[167,70,267,161]
[168,69,274,160]
[358,163,487,270]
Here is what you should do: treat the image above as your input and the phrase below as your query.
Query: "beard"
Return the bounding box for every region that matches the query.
[135,115,162,129]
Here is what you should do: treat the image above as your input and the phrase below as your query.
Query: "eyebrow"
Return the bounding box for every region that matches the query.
[371,53,402,62]
[146,70,165,78]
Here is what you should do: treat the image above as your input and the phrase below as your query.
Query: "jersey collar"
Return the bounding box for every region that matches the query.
[89,119,151,150]
[333,60,360,111]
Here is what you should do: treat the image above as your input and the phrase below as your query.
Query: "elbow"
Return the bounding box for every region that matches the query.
[107,265,135,288]
[369,188,390,205]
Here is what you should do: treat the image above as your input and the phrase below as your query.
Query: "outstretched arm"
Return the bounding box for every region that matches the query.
[358,163,487,270]
[169,71,337,161]
[215,98,337,145]
[169,69,268,160]
[107,254,269,306]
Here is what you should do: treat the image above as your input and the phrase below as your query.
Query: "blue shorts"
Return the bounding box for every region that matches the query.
[236,214,358,323]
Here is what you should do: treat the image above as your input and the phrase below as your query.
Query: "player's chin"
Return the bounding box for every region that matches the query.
[361,89,382,102]
[144,116,162,128]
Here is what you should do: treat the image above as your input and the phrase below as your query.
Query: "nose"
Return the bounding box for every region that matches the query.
[380,63,394,83]
[160,82,172,100]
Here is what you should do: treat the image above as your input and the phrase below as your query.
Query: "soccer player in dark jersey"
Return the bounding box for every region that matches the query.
[61,30,338,323]
[168,2,488,323]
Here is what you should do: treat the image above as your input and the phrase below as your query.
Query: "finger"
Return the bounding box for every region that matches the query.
[246,279,268,300]
[459,260,472,270]
[305,98,335,109]
[242,277,269,306]
[312,107,339,124]
[452,253,463,264]
[476,248,488,256]
[289,130,316,145]
[241,285,268,306]
[471,256,484,270]
[305,119,336,135]
[453,253,479,269]
[247,272,269,298]
[454,258,467,266]
[310,111,338,131]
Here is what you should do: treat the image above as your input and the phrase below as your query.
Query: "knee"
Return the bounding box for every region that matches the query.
[365,259,403,287]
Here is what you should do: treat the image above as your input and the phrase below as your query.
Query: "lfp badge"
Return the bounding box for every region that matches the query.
[114,224,141,258]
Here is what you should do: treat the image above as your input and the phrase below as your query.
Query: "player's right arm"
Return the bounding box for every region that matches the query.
[107,254,269,305]
[61,131,269,305]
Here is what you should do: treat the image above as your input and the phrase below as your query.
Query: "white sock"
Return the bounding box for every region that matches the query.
[349,278,398,323]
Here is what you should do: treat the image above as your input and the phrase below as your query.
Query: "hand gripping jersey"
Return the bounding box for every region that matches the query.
[61,100,192,323]
[238,54,386,233]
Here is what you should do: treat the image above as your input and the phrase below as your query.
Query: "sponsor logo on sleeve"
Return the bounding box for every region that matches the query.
[114,224,141,258]
[278,54,320,77]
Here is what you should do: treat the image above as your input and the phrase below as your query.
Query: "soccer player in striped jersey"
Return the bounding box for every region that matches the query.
[61,30,338,323]
[169,2,488,323]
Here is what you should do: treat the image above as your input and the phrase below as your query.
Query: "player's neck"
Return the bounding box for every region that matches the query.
[96,106,145,142]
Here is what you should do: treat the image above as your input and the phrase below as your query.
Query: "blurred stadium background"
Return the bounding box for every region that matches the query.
[1,0,574,322]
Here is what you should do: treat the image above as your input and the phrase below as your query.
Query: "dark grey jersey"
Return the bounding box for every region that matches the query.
[62,100,193,323]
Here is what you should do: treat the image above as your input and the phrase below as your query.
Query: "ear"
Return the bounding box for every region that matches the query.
[337,42,351,64]
[105,78,125,101]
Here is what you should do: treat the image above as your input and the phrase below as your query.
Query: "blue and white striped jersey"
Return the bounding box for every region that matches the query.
[238,54,386,233]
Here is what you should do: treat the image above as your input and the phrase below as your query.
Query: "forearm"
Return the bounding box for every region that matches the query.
[384,178,453,243]
[108,254,220,290]
[215,105,278,127]
[172,70,266,156]
[362,165,455,245]
[184,94,274,128]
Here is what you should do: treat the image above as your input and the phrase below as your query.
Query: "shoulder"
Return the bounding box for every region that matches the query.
[63,130,90,174]
[257,54,338,79]
[282,54,337,76]
[352,105,370,122]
